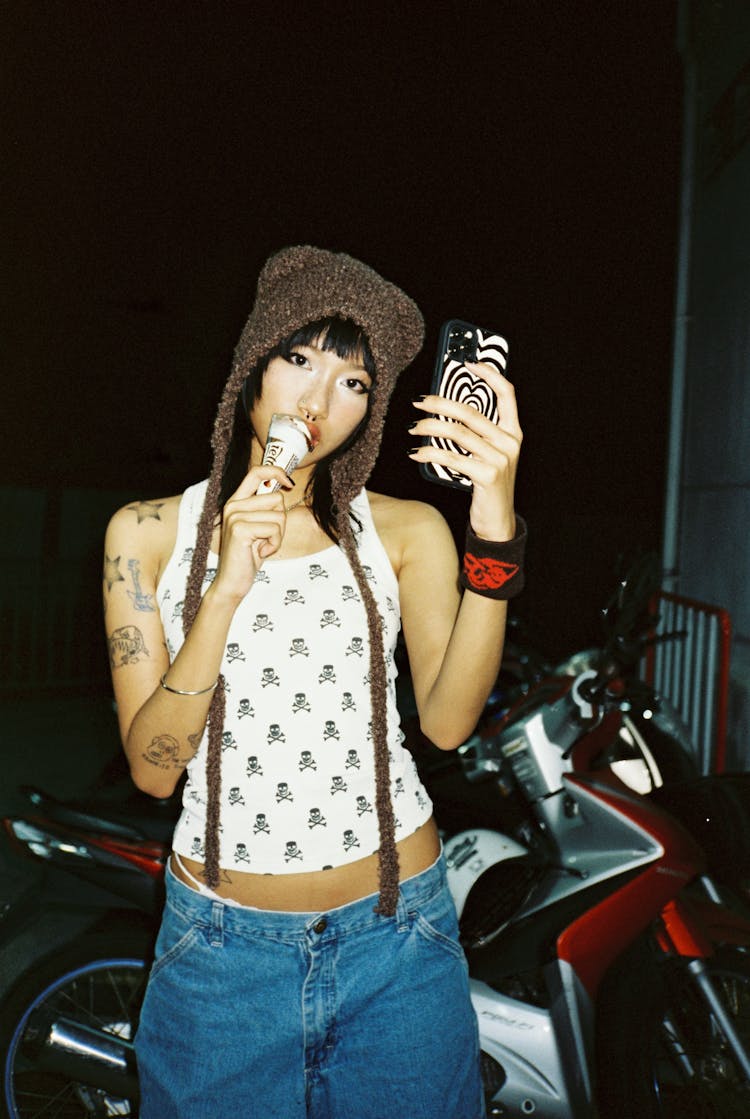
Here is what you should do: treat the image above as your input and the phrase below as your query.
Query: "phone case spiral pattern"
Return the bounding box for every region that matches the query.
[422,320,509,490]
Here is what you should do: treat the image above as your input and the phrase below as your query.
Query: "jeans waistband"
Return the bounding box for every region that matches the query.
[164,848,449,941]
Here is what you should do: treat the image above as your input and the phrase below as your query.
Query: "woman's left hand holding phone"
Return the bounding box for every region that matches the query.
[410,361,522,541]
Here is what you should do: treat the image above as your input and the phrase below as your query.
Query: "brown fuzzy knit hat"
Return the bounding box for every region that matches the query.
[183,246,424,915]
[212,245,425,508]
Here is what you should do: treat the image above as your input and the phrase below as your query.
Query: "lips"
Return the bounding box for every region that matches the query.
[304,421,321,449]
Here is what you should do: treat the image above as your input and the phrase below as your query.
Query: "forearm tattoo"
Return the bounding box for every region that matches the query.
[141,728,204,772]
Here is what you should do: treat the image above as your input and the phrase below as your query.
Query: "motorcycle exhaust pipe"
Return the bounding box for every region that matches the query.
[22,1013,140,1100]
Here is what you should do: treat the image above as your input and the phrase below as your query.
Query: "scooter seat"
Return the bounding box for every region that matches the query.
[20,785,179,845]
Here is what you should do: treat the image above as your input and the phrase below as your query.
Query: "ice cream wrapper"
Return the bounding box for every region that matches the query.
[256,414,313,493]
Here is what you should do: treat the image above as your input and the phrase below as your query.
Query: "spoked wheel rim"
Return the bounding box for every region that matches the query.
[4,958,146,1119]
[652,956,750,1119]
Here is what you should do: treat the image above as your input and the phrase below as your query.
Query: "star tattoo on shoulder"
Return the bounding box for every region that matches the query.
[127,500,165,523]
[104,554,126,592]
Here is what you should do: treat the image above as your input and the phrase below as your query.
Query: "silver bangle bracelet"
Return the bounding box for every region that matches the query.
[159,672,219,696]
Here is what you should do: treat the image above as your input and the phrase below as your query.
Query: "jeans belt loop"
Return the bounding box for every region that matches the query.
[210,901,225,947]
[395,889,410,934]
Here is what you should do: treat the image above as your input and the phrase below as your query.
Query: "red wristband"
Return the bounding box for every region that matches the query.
[460,516,527,599]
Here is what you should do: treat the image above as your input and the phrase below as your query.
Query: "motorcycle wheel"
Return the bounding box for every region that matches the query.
[597,943,750,1118]
[0,933,150,1119]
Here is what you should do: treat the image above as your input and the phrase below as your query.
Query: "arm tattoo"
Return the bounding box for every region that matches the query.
[126,558,156,612]
[108,625,150,668]
[127,500,165,523]
[141,728,204,772]
[187,729,204,756]
[142,734,181,770]
[103,555,125,592]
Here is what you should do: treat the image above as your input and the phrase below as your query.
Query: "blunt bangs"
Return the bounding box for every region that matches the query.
[276,317,376,378]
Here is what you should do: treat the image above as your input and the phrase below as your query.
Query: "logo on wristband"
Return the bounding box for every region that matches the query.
[463,553,520,591]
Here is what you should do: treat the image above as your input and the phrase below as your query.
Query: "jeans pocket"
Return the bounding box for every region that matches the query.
[149,909,202,982]
[410,889,466,961]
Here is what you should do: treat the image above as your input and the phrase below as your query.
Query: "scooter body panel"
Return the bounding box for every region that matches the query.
[470,978,586,1119]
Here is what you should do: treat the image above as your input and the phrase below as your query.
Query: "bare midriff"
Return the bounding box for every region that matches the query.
[171,816,441,911]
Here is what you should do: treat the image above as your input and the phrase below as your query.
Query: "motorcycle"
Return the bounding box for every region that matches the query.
[549,553,750,907]
[0,761,178,1117]
[445,662,750,1117]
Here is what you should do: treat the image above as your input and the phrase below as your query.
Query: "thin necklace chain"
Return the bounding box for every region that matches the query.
[285,495,309,513]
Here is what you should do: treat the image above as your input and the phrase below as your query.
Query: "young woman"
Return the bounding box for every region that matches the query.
[104,245,523,1118]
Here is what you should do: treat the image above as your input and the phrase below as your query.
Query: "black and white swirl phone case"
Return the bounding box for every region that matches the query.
[419,319,509,490]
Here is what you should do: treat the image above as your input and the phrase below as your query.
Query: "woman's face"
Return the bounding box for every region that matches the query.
[249,341,372,465]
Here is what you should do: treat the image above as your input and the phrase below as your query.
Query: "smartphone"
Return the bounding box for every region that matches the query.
[419,319,509,490]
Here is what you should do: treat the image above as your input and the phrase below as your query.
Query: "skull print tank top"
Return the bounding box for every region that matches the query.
[159,481,433,873]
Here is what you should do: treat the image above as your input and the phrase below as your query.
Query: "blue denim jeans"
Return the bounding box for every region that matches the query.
[135,853,483,1118]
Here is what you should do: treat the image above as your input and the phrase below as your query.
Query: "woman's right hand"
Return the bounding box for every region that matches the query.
[211,465,294,603]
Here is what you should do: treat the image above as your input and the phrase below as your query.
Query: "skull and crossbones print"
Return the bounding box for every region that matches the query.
[284,841,303,862]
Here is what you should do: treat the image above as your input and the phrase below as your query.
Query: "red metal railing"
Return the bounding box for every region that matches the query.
[643,592,732,774]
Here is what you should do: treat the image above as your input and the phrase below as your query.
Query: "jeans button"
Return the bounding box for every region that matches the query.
[313,917,328,934]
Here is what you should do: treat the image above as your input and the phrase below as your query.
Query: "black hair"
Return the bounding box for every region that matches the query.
[218,317,376,540]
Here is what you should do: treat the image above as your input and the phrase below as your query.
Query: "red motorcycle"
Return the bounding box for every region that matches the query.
[447,662,750,1117]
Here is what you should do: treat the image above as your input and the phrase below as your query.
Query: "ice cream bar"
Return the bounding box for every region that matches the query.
[256,414,313,494]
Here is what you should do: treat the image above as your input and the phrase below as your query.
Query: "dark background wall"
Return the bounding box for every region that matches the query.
[3,1,682,670]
